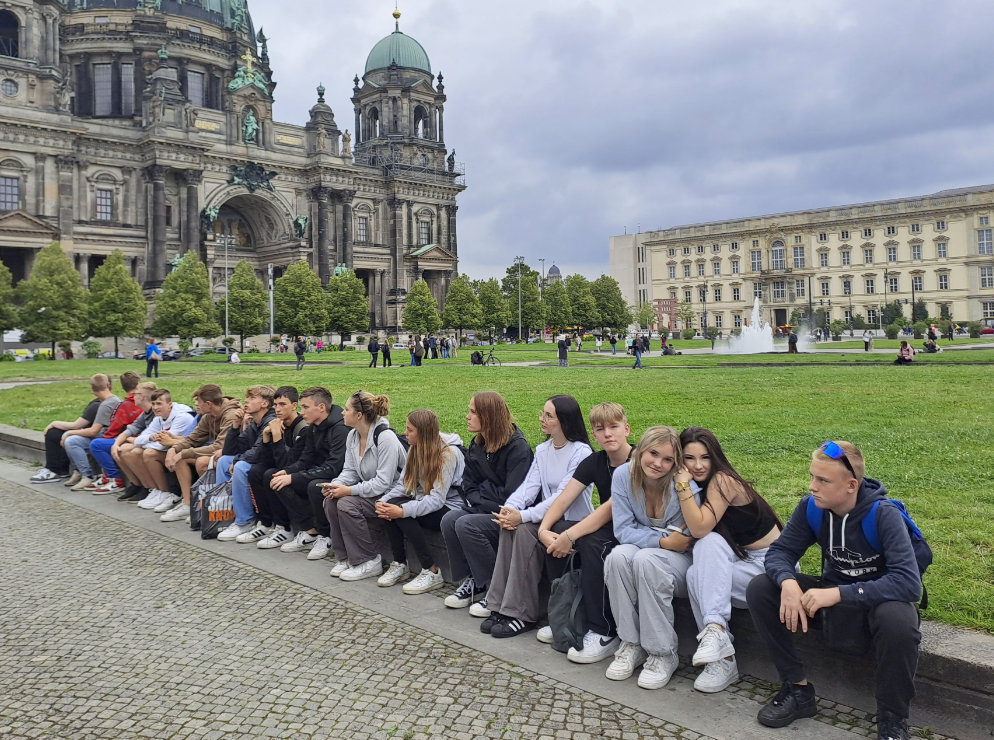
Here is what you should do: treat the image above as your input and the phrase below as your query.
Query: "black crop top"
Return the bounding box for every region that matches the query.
[720,498,779,546]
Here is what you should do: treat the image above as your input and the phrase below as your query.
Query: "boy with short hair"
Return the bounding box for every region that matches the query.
[110,381,157,501]
[87,371,144,494]
[746,441,921,740]
[131,389,196,509]
[62,374,122,490]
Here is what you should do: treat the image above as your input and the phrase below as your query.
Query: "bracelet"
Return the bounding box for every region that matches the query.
[679,494,695,501]
[563,529,575,545]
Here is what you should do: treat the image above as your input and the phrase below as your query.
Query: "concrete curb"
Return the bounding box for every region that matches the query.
[1,424,991,739]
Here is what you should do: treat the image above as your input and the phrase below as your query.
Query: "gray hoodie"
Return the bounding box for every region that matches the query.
[331,418,408,499]
[385,431,466,519]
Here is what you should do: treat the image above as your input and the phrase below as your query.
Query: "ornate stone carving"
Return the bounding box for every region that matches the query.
[293,216,309,239]
[201,205,219,234]
[228,162,276,193]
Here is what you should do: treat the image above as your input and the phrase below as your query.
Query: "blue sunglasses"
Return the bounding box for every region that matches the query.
[821,441,856,478]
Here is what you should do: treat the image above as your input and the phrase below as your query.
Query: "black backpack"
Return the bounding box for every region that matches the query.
[471,350,484,365]
[372,424,409,452]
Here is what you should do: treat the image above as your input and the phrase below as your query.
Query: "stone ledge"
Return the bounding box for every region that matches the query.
[1,423,990,739]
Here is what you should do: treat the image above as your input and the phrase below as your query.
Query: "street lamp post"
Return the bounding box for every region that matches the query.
[702,279,708,335]
[514,255,524,342]
[217,232,236,338]
[268,263,274,347]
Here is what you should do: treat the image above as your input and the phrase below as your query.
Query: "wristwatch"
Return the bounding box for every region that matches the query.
[674,480,690,493]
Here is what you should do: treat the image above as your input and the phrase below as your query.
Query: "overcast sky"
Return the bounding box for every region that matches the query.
[251,0,994,280]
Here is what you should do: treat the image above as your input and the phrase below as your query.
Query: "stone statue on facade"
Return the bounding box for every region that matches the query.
[293,216,309,239]
[55,75,73,112]
[243,109,259,144]
[333,262,348,277]
[201,205,219,235]
[341,130,352,157]
[168,253,184,272]
[315,127,327,153]
[183,100,197,129]
[228,162,276,193]
[447,149,455,172]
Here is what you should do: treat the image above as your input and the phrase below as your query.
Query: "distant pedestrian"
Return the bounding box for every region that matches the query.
[368,336,380,368]
[632,335,643,369]
[294,336,307,370]
[145,337,161,378]
[381,341,392,367]
[788,331,798,354]
[610,335,617,355]
[316,339,323,354]
[894,340,915,365]
[557,335,569,367]
[408,335,415,365]
[413,335,425,366]
[862,330,873,352]
[946,324,954,342]
[596,336,603,352]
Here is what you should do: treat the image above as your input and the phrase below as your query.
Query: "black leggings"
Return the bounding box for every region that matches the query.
[384,497,448,570]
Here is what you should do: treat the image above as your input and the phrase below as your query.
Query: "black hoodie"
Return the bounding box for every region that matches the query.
[764,477,921,608]
[460,426,534,514]
[284,405,349,484]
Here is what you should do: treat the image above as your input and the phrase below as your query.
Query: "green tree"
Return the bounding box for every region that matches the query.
[151,253,221,341]
[218,260,268,350]
[590,275,632,332]
[501,262,543,337]
[403,279,441,335]
[677,301,696,331]
[543,280,572,334]
[476,278,511,341]
[326,268,369,348]
[912,298,928,323]
[634,302,655,331]
[274,261,328,338]
[17,242,89,353]
[564,274,599,330]
[87,250,147,356]
[0,261,17,354]
[441,274,483,344]
[881,300,904,326]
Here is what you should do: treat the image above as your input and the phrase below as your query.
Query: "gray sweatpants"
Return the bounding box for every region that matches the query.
[485,522,547,623]
[687,532,768,638]
[324,494,380,566]
[604,543,691,657]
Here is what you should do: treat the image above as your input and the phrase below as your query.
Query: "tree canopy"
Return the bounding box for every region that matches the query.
[476,278,511,340]
[274,261,328,337]
[441,274,483,339]
[151,253,221,341]
[403,279,441,335]
[590,275,631,331]
[501,262,543,336]
[220,260,269,349]
[17,242,89,349]
[88,250,147,355]
[543,280,571,334]
[565,274,599,330]
[326,268,369,346]
[0,261,17,349]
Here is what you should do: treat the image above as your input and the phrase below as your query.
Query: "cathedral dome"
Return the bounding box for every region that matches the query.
[64,0,255,36]
[364,25,431,75]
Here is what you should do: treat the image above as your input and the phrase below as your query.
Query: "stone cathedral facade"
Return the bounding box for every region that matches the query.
[0,1,465,330]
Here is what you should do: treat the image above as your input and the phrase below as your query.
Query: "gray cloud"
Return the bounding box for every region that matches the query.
[254,0,994,279]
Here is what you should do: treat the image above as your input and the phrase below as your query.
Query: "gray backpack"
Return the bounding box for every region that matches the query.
[547,553,586,653]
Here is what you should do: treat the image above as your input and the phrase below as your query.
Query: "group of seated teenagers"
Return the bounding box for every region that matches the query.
[30,377,922,740]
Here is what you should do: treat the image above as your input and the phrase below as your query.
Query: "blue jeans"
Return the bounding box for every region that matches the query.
[633,349,642,368]
[65,435,95,477]
[216,455,255,526]
[90,437,119,478]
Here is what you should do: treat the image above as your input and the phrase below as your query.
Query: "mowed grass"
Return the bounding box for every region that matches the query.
[1,358,991,632]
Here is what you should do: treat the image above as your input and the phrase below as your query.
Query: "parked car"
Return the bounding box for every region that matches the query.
[981,326,994,335]
[99,351,125,359]
[185,347,211,357]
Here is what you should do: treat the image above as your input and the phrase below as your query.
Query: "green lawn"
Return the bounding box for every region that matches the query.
[1,358,991,632]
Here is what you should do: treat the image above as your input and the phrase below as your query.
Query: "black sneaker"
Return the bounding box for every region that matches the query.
[876,712,909,740]
[119,486,148,503]
[480,613,504,634]
[757,681,817,728]
[490,617,536,639]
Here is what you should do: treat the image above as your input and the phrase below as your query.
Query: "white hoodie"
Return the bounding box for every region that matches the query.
[135,402,195,450]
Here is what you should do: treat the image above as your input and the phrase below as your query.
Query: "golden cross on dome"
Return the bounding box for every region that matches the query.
[240,49,255,71]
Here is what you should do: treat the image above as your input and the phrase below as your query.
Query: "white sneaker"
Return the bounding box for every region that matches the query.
[217,522,256,542]
[402,568,444,594]
[136,489,166,510]
[280,530,317,553]
[536,626,554,644]
[468,598,490,618]
[444,577,480,608]
[692,624,735,666]
[605,641,648,681]
[693,656,739,693]
[306,536,332,560]
[377,561,410,587]
[153,493,181,513]
[235,524,272,544]
[329,560,351,578]
[256,526,291,549]
[83,476,109,491]
[92,478,125,495]
[568,631,620,664]
[30,468,62,484]
[339,555,382,582]
[160,503,190,522]
[637,652,680,690]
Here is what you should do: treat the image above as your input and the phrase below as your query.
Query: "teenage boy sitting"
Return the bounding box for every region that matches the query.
[156,384,241,520]
[131,390,196,510]
[62,374,122,490]
[268,386,348,555]
[249,386,309,548]
[87,371,144,494]
[30,385,105,484]
[109,381,157,501]
[746,441,921,740]
[213,385,278,537]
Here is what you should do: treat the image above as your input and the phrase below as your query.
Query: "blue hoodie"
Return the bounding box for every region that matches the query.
[764,477,921,607]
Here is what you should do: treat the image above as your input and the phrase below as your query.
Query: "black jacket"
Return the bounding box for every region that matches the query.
[229,408,277,467]
[284,405,349,483]
[269,414,308,470]
[460,426,534,514]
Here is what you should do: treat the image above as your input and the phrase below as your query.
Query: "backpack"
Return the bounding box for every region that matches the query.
[547,553,586,653]
[372,424,409,452]
[805,496,933,608]
[471,350,484,365]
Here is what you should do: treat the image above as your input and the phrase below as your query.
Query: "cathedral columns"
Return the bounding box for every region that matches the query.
[76,253,90,287]
[378,269,387,328]
[56,155,75,247]
[313,187,332,285]
[183,170,202,256]
[144,165,168,288]
[340,189,355,269]
[448,204,458,256]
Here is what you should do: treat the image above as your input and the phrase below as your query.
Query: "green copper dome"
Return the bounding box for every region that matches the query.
[364,29,431,75]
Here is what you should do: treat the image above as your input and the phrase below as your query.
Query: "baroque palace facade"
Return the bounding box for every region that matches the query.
[610,185,994,332]
[0,0,464,330]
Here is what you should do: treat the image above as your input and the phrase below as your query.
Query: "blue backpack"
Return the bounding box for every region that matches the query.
[805,496,933,608]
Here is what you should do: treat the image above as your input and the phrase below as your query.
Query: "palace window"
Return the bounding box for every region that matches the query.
[187,71,205,108]
[94,63,113,116]
[887,246,897,262]
[841,280,850,296]
[417,220,431,245]
[795,279,806,297]
[753,282,762,299]
[95,189,113,221]
[912,275,923,291]
[792,246,805,268]
[888,276,898,293]
[937,242,947,259]
[981,266,993,289]
[750,250,762,271]
[121,63,134,116]
[752,239,759,248]
[818,232,827,242]
[0,11,19,58]
[699,288,707,303]
[732,287,740,301]
[683,264,691,277]
[938,274,949,290]
[697,263,706,276]
[936,220,946,230]
[713,287,721,302]
[713,261,721,276]
[819,252,829,267]
[772,281,786,300]
[863,248,874,264]
[714,314,723,328]
[912,244,922,260]
[867,308,878,324]
[840,230,850,240]
[983,301,994,319]
[863,228,873,238]
[668,265,676,279]
[683,246,691,256]
[865,278,875,294]
[712,243,720,253]
[697,244,705,254]
[734,314,742,327]
[841,250,851,266]
[730,241,739,250]
[771,242,786,270]
[0,175,19,211]
[886,226,896,236]
[978,228,993,255]
[910,223,920,234]
[731,260,739,274]
[357,216,369,242]
[684,289,692,302]
[981,216,990,226]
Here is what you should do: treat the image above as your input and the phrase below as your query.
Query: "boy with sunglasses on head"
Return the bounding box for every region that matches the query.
[746,441,922,740]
